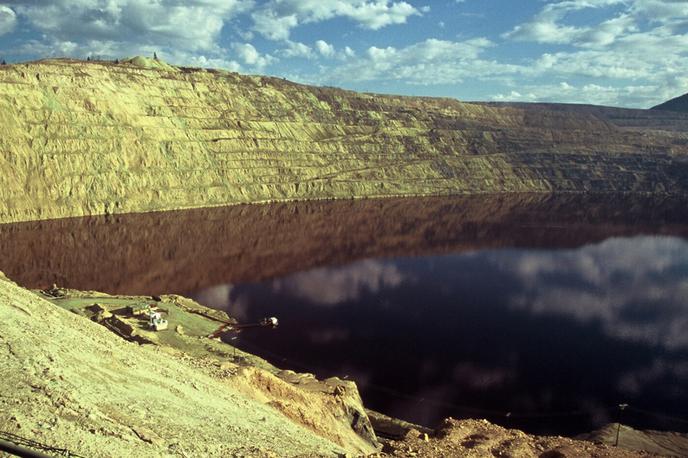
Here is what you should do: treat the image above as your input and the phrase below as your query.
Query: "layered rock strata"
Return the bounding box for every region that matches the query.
[1,57,688,223]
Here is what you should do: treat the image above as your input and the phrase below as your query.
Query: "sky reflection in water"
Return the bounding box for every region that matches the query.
[192,235,688,434]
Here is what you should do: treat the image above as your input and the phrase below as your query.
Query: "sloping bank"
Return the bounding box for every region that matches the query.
[1,57,688,224]
[0,271,379,457]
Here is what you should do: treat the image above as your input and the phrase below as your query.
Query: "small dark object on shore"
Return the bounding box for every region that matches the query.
[42,283,66,298]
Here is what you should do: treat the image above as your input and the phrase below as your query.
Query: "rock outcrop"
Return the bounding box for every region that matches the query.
[1,57,688,223]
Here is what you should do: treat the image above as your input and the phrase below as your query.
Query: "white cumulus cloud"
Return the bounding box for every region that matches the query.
[323,37,505,85]
[631,0,688,22]
[315,39,335,58]
[503,0,685,49]
[251,0,422,41]
[503,0,629,45]
[2,0,250,69]
[233,42,275,69]
[9,0,246,51]
[0,5,16,36]
[489,0,688,107]
[281,40,314,59]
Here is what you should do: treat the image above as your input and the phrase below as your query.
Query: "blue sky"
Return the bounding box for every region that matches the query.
[0,0,687,108]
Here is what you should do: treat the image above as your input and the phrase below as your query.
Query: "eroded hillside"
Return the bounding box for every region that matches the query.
[2,57,688,223]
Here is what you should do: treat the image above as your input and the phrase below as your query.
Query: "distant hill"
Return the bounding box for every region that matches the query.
[480,101,688,131]
[652,93,688,112]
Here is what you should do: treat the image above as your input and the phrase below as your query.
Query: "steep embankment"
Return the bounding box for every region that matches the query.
[1,57,688,223]
[0,272,378,457]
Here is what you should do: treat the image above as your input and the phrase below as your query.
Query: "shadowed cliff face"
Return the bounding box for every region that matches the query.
[1,194,687,295]
[1,58,688,223]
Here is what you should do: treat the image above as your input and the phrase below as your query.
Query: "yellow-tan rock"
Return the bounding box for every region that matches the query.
[1,57,688,224]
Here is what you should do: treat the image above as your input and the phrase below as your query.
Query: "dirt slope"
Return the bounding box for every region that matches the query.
[0,272,377,457]
[377,418,654,457]
[1,57,688,224]
[580,423,688,457]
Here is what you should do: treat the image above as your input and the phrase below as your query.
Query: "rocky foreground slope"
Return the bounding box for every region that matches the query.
[0,272,377,457]
[1,57,688,223]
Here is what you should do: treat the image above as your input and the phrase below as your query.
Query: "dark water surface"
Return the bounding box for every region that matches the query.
[2,194,688,435]
[199,238,688,435]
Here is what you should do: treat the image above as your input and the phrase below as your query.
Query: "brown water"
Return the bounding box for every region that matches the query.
[2,194,688,435]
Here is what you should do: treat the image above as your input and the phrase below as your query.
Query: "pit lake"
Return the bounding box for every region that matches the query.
[2,194,688,436]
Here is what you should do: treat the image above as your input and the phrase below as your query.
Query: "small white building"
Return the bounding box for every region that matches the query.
[149,311,168,331]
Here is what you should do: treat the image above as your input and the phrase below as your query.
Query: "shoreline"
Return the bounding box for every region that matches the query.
[1,274,685,456]
[4,189,688,227]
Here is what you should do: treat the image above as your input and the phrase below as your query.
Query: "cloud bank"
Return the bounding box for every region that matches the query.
[0,0,687,107]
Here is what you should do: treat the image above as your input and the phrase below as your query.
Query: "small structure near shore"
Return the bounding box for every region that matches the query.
[208,316,278,339]
[148,310,168,331]
[126,303,149,316]
[124,303,169,331]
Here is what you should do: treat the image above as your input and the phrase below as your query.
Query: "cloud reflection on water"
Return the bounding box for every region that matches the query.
[452,362,515,390]
[190,234,688,432]
[193,283,234,310]
[308,328,350,344]
[260,235,688,352]
[483,236,688,350]
[270,259,407,305]
[618,358,688,397]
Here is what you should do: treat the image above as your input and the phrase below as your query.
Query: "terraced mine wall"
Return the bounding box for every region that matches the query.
[479,101,688,132]
[2,57,688,223]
